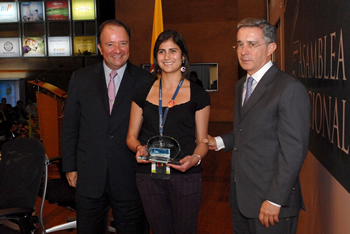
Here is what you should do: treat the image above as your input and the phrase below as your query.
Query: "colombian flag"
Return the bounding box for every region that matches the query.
[150,0,164,73]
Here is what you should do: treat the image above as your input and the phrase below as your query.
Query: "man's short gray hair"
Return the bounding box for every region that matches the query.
[237,18,276,45]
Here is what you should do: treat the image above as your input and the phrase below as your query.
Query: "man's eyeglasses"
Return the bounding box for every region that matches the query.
[233,42,266,51]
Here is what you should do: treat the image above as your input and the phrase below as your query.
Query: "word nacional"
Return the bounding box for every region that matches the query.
[292,28,349,155]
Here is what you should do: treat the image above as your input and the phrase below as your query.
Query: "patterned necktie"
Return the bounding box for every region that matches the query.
[243,76,254,106]
[108,71,117,114]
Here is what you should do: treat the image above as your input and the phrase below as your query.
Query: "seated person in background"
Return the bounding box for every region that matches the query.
[13,100,28,125]
[1,98,12,109]
[190,71,203,88]
[26,99,38,117]
[0,99,14,140]
[1,98,16,122]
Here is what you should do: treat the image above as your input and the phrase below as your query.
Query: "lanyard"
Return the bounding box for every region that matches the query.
[159,78,184,136]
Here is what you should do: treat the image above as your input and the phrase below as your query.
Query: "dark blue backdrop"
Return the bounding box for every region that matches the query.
[284,0,350,192]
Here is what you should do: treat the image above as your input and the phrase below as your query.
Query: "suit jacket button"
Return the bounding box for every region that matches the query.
[239,128,242,132]
[234,147,238,151]
[108,135,113,138]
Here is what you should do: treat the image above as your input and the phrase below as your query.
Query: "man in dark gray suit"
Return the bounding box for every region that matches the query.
[204,18,311,233]
[62,20,152,233]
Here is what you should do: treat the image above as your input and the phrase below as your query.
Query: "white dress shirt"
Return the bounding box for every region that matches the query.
[103,61,127,97]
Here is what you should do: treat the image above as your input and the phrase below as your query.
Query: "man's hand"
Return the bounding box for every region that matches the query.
[201,135,217,150]
[259,200,280,228]
[66,171,77,188]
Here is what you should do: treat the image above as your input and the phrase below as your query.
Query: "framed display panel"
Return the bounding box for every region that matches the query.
[46,0,70,21]
[73,35,96,56]
[48,36,71,56]
[189,63,218,91]
[0,2,18,23]
[0,80,21,107]
[0,0,97,57]
[72,0,95,20]
[21,2,44,22]
[0,38,20,57]
[22,36,46,57]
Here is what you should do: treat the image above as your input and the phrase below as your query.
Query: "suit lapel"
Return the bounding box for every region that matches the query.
[241,64,278,117]
[95,61,136,115]
[236,78,244,120]
[111,61,134,114]
[94,62,110,114]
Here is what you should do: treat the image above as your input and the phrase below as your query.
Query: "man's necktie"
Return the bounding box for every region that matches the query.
[108,71,117,114]
[243,76,254,106]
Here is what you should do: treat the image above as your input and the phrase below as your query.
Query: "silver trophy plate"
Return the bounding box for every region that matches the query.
[138,135,181,165]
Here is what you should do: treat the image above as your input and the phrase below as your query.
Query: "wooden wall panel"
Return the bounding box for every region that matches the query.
[237,0,267,21]
[115,0,266,122]
[115,1,154,67]
[269,0,285,70]
[165,21,238,122]
[162,1,237,24]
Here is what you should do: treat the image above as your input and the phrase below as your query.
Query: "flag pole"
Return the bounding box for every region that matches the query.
[150,0,164,73]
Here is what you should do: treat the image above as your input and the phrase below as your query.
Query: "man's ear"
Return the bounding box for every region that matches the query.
[267,42,277,56]
[97,44,103,55]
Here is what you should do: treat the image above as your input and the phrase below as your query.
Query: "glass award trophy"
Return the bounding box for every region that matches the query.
[139,135,181,165]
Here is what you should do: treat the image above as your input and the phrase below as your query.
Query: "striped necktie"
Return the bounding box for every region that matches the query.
[243,76,254,106]
[108,71,117,114]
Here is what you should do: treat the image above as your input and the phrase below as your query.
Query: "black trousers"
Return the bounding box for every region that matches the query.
[75,172,148,234]
[136,173,202,234]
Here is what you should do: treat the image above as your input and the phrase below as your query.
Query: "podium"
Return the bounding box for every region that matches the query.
[28,80,67,158]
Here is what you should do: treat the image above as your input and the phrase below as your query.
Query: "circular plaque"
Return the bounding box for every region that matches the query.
[146,135,181,163]
[4,41,13,52]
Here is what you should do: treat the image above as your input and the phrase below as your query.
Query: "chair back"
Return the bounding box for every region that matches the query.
[0,138,46,209]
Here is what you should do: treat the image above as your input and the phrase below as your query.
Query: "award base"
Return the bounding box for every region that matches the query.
[138,156,181,165]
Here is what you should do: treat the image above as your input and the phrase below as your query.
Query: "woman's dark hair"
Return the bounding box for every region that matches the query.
[153,30,190,79]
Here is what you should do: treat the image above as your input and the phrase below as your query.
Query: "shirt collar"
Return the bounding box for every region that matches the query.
[103,61,127,80]
[247,60,273,83]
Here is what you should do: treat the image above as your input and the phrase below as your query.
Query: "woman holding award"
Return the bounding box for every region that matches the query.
[127,30,210,234]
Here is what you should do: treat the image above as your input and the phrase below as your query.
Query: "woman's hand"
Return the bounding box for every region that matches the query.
[135,145,151,164]
[167,155,200,172]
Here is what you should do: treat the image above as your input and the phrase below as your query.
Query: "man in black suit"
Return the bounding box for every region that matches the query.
[204,18,311,233]
[62,19,152,234]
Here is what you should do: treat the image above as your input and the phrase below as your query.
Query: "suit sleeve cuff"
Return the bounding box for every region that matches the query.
[267,200,281,207]
[215,136,225,151]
